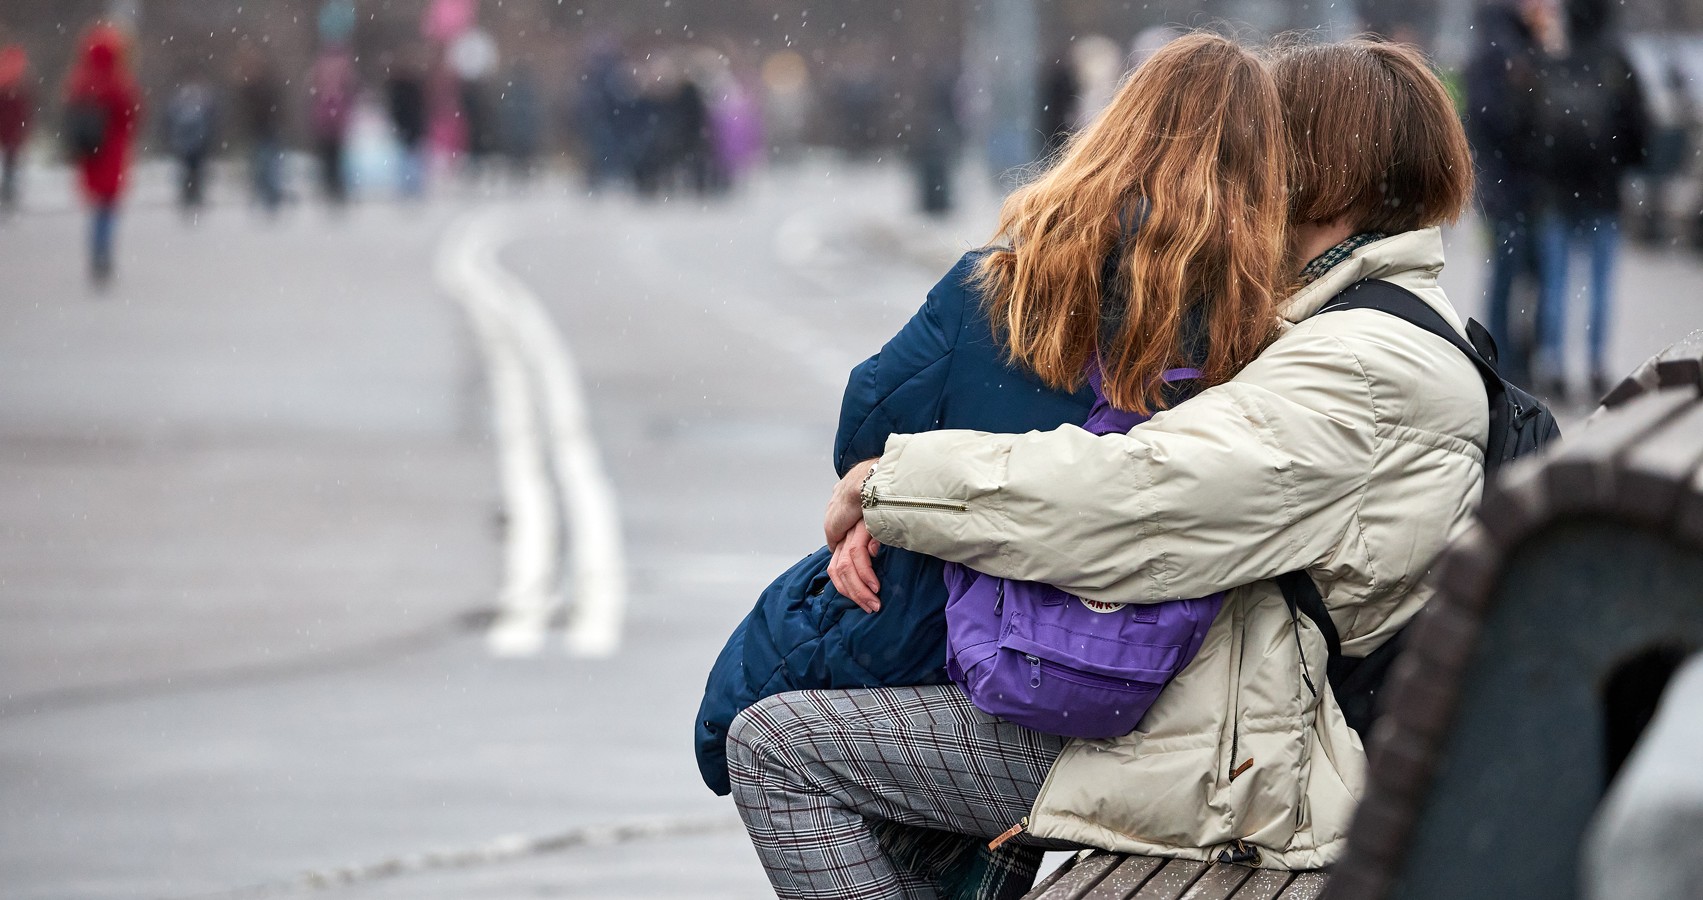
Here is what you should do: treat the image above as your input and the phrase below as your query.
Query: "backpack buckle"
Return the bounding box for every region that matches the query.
[1216,838,1262,866]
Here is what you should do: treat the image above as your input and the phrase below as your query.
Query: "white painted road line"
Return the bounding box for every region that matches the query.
[437,210,627,658]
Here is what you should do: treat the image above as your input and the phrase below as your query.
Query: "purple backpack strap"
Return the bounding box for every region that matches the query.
[1082,365,1205,436]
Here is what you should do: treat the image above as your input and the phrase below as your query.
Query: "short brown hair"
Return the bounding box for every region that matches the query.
[1271,38,1473,233]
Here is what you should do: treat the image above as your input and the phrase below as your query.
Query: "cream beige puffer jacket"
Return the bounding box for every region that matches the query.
[861,227,1488,870]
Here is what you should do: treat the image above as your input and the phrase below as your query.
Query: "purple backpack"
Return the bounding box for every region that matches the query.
[943,365,1225,739]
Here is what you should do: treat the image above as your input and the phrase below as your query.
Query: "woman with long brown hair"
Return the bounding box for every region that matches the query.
[720,33,1292,899]
[969,35,1286,419]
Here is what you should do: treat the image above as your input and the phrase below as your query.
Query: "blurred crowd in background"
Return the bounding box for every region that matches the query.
[2,1,1701,216]
[2,0,1703,401]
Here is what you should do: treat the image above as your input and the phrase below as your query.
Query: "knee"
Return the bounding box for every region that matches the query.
[726,692,808,789]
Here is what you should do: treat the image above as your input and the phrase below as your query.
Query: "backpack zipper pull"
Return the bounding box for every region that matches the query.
[1026,655,1042,688]
[987,817,1028,851]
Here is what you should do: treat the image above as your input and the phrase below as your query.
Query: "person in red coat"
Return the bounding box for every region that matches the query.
[0,44,31,212]
[63,23,141,283]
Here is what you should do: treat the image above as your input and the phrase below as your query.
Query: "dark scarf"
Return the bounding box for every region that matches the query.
[1299,232,1387,285]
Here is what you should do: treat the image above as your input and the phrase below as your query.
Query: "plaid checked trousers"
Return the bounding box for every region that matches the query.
[727,684,1074,899]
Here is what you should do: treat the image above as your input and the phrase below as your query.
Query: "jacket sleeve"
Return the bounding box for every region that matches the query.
[832,252,977,476]
[861,322,1381,602]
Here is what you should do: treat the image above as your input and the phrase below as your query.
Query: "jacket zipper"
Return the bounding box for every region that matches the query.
[861,490,969,512]
[1228,720,1252,781]
[1228,723,1241,780]
[987,817,1028,851]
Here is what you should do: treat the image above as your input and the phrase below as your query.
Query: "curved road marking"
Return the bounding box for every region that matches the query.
[437,210,626,658]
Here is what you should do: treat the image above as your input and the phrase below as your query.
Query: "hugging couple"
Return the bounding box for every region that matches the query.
[699,31,1486,900]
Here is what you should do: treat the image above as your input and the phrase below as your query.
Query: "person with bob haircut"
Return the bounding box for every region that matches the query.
[727,36,1486,898]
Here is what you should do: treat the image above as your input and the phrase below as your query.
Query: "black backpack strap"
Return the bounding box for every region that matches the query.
[1279,569,1407,740]
[1276,570,1334,702]
[1320,280,1504,403]
[1276,280,1483,739]
[1276,571,1338,656]
[1321,278,1561,470]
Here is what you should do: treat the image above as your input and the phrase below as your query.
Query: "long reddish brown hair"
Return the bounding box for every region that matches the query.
[975,32,1289,413]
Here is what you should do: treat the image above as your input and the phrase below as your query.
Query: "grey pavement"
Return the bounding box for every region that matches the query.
[1,158,1701,900]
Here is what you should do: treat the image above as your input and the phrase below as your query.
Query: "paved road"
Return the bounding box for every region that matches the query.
[1,160,1700,899]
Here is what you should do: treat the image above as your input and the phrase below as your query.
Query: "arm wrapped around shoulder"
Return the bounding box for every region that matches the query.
[864,325,1390,603]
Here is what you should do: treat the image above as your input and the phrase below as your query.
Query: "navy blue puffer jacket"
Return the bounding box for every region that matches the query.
[694,250,1093,794]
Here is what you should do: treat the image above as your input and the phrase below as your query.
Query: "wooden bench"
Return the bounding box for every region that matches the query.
[1024,336,1703,900]
[1023,852,1325,899]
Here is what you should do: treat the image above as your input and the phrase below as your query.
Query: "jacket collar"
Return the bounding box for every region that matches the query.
[1278,227,1448,324]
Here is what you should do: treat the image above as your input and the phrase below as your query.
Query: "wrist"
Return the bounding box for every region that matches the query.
[858,460,880,508]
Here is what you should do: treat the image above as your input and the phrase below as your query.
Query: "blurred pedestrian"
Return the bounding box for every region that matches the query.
[704,56,764,192]
[1464,0,1552,387]
[0,43,32,212]
[1068,35,1123,129]
[308,47,358,206]
[629,58,678,197]
[449,27,499,177]
[1037,54,1078,158]
[498,63,542,181]
[1626,60,1691,246]
[908,68,961,217]
[758,50,811,166]
[385,48,429,197]
[63,23,140,284]
[576,39,637,190]
[670,72,713,195]
[234,45,286,213]
[163,73,218,213]
[832,50,883,160]
[1534,0,1648,402]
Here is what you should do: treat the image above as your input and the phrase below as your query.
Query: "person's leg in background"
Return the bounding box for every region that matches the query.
[1586,211,1621,401]
[0,146,18,211]
[317,136,348,205]
[397,144,425,199]
[252,139,283,213]
[1486,215,1533,385]
[90,201,116,283]
[1537,213,1574,401]
[727,685,1070,900]
[178,151,207,212]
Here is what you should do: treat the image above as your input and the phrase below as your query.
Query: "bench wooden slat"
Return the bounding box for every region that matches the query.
[1545,388,1698,509]
[1273,870,1328,900]
[1081,854,1165,899]
[1176,861,1254,899]
[1223,868,1297,900]
[1028,852,1083,896]
[1024,853,1317,900]
[1680,458,1703,545]
[1613,399,1703,523]
[1031,850,1123,899]
[1128,858,1209,900]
